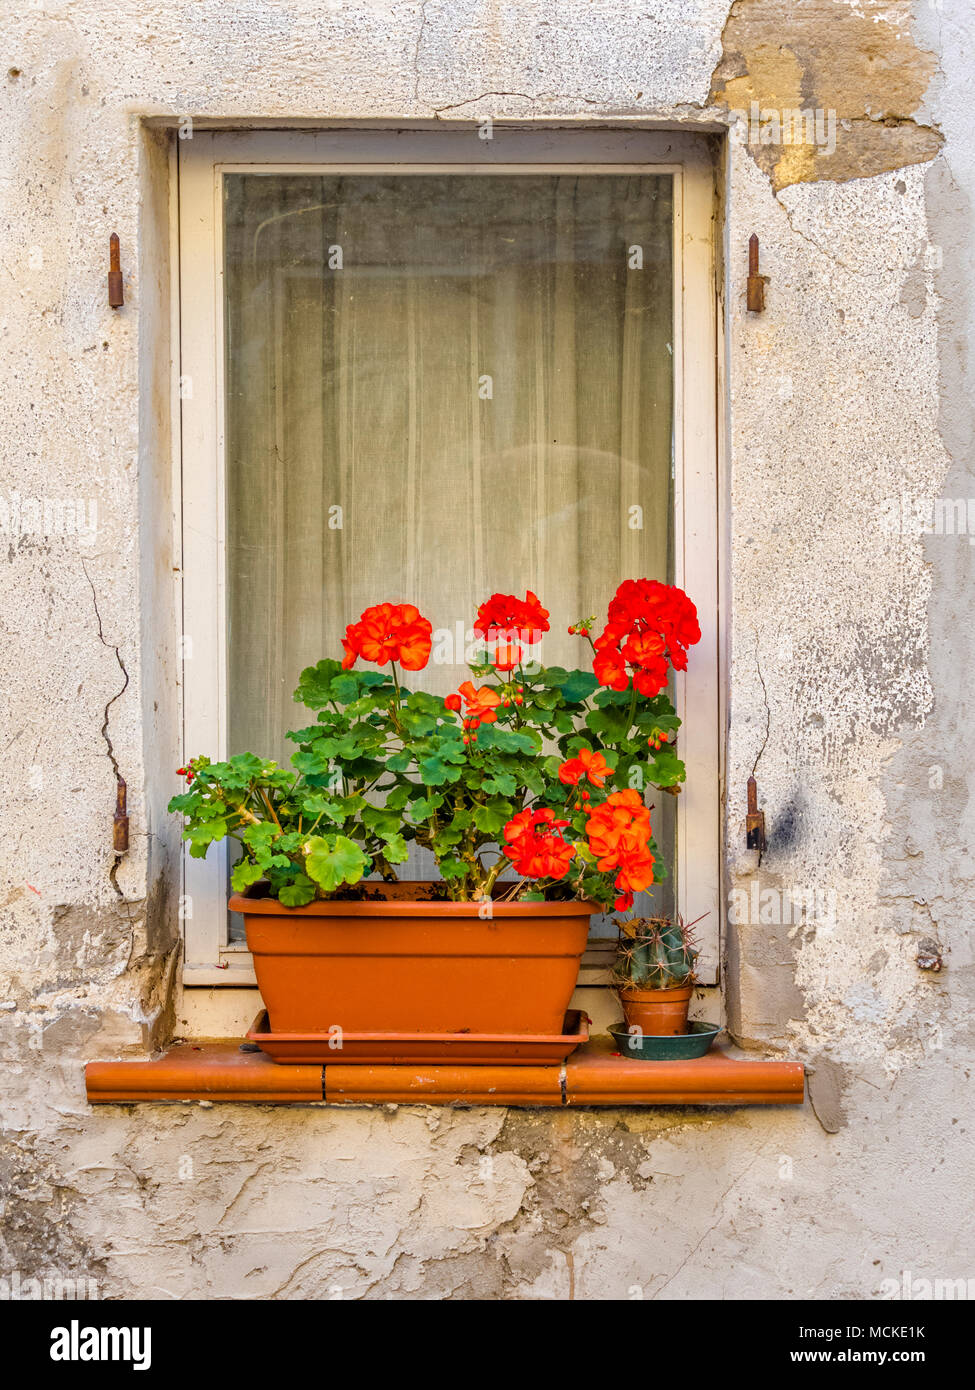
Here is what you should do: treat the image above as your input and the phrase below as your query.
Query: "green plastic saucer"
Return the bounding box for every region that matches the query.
[608,1019,720,1061]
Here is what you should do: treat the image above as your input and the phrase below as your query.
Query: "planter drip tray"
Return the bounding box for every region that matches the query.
[245,1009,589,1065]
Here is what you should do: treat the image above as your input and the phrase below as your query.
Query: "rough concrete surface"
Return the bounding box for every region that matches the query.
[1,0,973,1299]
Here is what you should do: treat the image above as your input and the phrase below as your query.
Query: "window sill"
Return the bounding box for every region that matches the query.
[85,1038,804,1108]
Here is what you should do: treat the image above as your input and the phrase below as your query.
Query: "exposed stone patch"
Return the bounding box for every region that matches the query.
[710,0,943,190]
[487,1107,716,1293]
[806,1055,847,1132]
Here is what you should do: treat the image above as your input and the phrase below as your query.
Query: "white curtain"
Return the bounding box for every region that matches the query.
[223,171,675,917]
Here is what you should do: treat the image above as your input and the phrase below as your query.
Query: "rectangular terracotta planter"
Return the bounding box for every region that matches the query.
[230,885,594,1036]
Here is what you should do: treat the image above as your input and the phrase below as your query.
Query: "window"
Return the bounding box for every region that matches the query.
[177,128,720,986]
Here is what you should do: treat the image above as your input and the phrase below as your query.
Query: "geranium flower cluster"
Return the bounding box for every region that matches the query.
[502,808,575,880]
[590,579,701,698]
[446,680,502,743]
[341,602,433,671]
[558,747,610,789]
[500,787,656,912]
[211,579,693,911]
[474,590,550,670]
[583,790,656,911]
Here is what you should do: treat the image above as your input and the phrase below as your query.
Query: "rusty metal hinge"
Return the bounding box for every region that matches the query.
[746,774,766,854]
[108,232,124,309]
[113,777,129,853]
[747,233,767,313]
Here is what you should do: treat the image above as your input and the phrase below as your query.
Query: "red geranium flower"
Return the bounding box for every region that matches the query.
[474,591,550,669]
[558,747,611,789]
[611,848,656,911]
[585,790,651,864]
[341,602,433,671]
[584,790,655,909]
[457,680,502,728]
[502,808,575,881]
[591,579,701,697]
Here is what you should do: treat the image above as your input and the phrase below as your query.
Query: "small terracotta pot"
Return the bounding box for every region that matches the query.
[231,883,595,1036]
[618,983,694,1036]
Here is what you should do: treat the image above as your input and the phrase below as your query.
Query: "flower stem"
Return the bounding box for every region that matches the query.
[626,680,638,735]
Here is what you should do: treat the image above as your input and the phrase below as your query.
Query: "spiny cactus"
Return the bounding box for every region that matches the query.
[613,917,697,990]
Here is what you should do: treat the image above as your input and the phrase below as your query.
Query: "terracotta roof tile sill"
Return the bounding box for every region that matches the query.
[85,1037,805,1107]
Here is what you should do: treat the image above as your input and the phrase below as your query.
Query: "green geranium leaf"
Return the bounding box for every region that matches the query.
[560,669,599,703]
[300,794,346,825]
[538,667,569,687]
[385,785,412,812]
[586,706,632,743]
[519,764,547,796]
[409,792,445,819]
[476,726,539,754]
[228,752,265,779]
[436,855,469,881]
[290,746,332,777]
[286,724,324,744]
[362,806,402,839]
[278,875,317,907]
[401,709,438,736]
[648,746,686,787]
[329,672,365,704]
[241,820,279,847]
[293,659,343,710]
[432,826,464,848]
[531,688,561,710]
[481,771,517,797]
[419,746,466,786]
[185,819,227,855]
[230,859,265,892]
[472,802,507,834]
[379,832,410,864]
[406,691,444,715]
[305,835,369,892]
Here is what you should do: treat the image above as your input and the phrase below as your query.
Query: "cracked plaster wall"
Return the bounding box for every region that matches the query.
[1,0,973,1299]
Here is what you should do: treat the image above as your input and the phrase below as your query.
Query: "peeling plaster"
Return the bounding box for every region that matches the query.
[709,0,943,191]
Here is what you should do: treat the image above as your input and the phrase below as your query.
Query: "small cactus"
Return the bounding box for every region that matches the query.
[613,916,697,990]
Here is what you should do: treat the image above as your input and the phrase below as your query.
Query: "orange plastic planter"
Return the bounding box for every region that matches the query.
[230,887,595,1036]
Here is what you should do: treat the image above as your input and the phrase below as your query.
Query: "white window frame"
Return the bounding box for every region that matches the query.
[176,127,721,987]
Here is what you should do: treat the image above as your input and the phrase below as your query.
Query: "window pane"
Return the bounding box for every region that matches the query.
[223,172,675,922]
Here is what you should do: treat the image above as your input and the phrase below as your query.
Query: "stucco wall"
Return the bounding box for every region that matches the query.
[1,0,973,1300]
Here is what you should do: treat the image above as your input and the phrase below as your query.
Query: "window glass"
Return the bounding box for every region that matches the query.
[223,172,675,921]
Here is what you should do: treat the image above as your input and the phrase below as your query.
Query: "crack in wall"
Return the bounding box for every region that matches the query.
[81,560,130,898]
[750,632,771,782]
[412,0,430,109]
